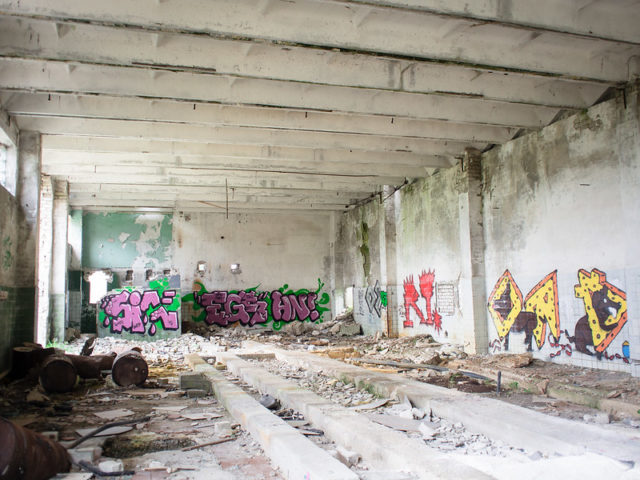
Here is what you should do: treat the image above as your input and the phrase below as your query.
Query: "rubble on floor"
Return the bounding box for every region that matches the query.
[2,314,640,479]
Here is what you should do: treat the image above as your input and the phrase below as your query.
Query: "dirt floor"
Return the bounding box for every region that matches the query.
[2,318,639,478]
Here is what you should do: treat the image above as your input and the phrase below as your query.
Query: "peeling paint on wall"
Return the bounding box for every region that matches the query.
[82,212,172,269]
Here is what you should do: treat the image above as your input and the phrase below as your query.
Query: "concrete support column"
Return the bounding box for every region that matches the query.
[16,131,41,343]
[458,148,488,354]
[36,175,53,346]
[50,180,69,342]
[382,185,399,337]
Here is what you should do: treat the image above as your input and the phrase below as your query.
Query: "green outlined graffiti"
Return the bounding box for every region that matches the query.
[183,279,330,329]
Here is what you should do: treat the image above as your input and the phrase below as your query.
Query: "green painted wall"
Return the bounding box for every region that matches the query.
[0,185,34,372]
[81,212,172,269]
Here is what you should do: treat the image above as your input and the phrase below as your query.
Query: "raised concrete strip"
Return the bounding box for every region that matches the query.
[185,354,359,480]
[217,352,495,480]
[242,342,640,464]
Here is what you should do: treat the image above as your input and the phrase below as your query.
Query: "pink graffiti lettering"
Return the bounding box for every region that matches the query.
[271,291,319,322]
[101,289,179,335]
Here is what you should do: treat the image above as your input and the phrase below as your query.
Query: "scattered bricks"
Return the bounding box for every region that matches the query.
[186,389,207,398]
[68,447,101,463]
[336,446,361,467]
[179,373,212,393]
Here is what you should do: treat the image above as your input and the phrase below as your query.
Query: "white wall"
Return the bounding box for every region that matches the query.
[483,87,640,374]
[172,210,333,297]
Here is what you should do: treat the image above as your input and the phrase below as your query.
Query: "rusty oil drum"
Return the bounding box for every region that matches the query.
[0,417,71,480]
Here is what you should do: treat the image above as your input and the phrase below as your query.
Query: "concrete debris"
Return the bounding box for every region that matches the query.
[336,446,361,466]
[489,353,534,369]
[583,412,611,424]
[94,409,135,420]
[98,459,124,473]
[259,394,280,410]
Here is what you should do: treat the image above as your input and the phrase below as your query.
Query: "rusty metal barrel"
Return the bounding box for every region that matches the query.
[112,349,148,387]
[39,354,77,393]
[0,417,71,480]
[66,352,116,379]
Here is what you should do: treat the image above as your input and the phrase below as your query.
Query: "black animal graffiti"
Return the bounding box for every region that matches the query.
[512,311,538,352]
[567,286,621,359]
[491,282,541,352]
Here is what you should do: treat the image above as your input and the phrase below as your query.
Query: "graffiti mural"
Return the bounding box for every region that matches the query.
[183,279,330,330]
[570,268,628,361]
[403,270,442,332]
[487,268,629,363]
[487,270,560,351]
[99,278,180,336]
[365,280,382,318]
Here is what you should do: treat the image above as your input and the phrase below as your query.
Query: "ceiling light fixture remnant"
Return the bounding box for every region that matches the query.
[230,263,241,274]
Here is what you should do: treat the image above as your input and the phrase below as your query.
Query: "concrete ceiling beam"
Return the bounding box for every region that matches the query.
[2,92,518,144]
[42,150,431,179]
[68,182,372,200]
[0,16,610,108]
[338,0,640,44]
[17,115,483,156]
[44,167,398,192]
[0,0,637,81]
[0,58,562,128]
[41,135,451,169]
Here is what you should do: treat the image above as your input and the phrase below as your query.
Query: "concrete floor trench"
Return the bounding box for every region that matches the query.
[2,327,640,480]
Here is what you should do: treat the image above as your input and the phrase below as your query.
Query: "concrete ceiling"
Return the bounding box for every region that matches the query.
[0,0,639,214]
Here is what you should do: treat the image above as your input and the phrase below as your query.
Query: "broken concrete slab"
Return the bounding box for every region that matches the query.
[220,353,494,480]
[185,354,359,480]
[364,413,425,433]
[243,342,640,464]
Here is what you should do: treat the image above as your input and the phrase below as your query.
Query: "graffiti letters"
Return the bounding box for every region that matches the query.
[195,290,269,327]
[570,268,627,361]
[100,286,179,336]
[487,270,560,351]
[185,279,330,330]
[403,270,442,332]
[487,268,629,363]
[365,281,382,318]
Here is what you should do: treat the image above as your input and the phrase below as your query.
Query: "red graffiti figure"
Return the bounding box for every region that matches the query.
[419,270,442,332]
[402,270,442,332]
[403,276,425,328]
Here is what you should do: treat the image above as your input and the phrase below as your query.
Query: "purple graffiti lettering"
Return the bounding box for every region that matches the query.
[196,290,269,326]
[271,291,320,322]
[239,291,269,326]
